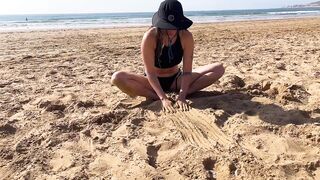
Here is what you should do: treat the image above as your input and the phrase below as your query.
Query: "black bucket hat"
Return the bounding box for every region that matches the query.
[152,0,193,30]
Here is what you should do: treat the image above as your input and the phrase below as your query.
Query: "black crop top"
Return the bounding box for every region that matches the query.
[154,34,183,69]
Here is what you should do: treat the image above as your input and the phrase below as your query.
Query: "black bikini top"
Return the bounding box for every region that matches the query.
[154,33,183,69]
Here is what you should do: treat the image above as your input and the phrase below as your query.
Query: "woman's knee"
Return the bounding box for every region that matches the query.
[111,71,128,85]
[212,62,225,77]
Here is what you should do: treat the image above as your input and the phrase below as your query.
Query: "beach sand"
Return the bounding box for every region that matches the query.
[1,17,320,179]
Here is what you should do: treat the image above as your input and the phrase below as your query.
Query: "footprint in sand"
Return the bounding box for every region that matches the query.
[0,123,17,137]
[164,109,231,150]
[313,72,320,78]
[146,144,161,168]
[202,158,217,179]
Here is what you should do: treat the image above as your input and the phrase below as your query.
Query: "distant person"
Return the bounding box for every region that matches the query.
[111,0,225,112]
[26,17,28,22]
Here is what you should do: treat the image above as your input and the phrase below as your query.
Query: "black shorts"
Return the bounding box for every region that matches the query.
[158,70,182,92]
[145,69,182,92]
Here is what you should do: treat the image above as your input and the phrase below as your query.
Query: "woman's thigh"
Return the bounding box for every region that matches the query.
[175,63,224,90]
[113,71,153,90]
[126,72,154,89]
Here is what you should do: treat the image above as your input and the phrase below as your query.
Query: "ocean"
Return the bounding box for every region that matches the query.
[1,8,320,32]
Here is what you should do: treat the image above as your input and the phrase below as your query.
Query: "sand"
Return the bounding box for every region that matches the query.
[0,17,320,179]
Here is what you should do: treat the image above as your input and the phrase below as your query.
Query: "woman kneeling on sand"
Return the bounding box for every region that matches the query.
[111,0,224,112]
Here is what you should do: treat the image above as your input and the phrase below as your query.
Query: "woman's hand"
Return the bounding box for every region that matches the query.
[176,96,190,111]
[161,98,175,113]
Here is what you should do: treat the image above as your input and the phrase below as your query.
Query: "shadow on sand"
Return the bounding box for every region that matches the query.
[135,90,320,126]
[188,90,320,126]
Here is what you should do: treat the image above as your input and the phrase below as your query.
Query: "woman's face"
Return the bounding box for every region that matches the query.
[165,29,177,38]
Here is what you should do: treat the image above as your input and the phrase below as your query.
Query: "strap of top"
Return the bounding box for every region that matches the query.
[155,30,180,59]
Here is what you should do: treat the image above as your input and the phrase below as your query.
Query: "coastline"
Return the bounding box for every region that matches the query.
[1,17,320,179]
[0,15,320,33]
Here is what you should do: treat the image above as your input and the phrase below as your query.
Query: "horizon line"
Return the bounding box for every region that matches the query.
[0,6,312,16]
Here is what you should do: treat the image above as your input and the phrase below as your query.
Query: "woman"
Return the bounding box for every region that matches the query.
[111,0,225,112]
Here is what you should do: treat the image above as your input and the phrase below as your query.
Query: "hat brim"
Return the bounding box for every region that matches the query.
[152,12,193,30]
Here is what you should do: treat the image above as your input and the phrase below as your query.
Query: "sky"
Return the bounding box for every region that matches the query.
[0,0,317,15]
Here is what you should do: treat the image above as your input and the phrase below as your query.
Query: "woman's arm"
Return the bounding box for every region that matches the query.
[141,29,168,101]
[179,30,194,99]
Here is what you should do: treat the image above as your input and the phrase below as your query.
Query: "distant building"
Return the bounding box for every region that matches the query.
[288,1,320,8]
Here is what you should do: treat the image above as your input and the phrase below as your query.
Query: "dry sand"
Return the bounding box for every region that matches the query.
[0,17,320,179]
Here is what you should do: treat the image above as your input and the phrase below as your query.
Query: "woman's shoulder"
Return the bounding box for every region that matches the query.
[143,27,157,40]
[179,29,194,47]
[141,27,157,49]
[179,29,193,40]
